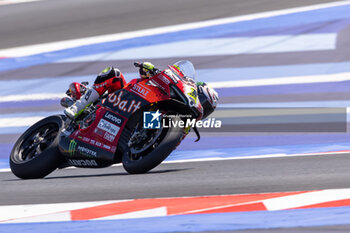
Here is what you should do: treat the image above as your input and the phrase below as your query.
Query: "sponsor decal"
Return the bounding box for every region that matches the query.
[83,137,90,142]
[84,89,92,101]
[103,111,123,126]
[97,119,120,136]
[143,110,161,129]
[103,144,111,150]
[131,83,150,98]
[187,87,198,104]
[94,128,105,137]
[68,159,98,167]
[95,82,107,89]
[183,85,198,107]
[165,69,180,83]
[103,132,116,142]
[160,73,171,85]
[68,140,77,156]
[151,79,167,93]
[108,91,141,113]
[77,146,97,158]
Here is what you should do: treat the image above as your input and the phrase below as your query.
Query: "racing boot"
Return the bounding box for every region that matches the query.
[64,88,100,119]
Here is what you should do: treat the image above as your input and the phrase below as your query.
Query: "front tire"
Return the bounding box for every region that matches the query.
[10,115,65,179]
[120,113,183,174]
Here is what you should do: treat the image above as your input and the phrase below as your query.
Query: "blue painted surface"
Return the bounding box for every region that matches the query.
[2,132,350,155]
[169,142,350,161]
[1,206,350,233]
[0,144,12,159]
[218,19,350,37]
[0,159,8,170]
[216,81,350,97]
[2,135,350,169]
[0,99,59,108]
[220,100,350,107]
[179,133,350,150]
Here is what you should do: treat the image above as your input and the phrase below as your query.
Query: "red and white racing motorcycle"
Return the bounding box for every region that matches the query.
[10,61,217,179]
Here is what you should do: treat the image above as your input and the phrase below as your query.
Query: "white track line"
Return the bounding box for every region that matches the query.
[163,151,350,164]
[0,0,42,6]
[0,168,11,173]
[0,200,127,222]
[0,116,46,127]
[264,189,350,210]
[0,93,64,102]
[0,0,349,57]
[209,72,350,88]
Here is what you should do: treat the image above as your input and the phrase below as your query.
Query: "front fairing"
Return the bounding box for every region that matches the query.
[167,65,203,119]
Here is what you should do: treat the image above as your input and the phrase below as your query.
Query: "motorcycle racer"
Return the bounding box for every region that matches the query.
[64,61,218,120]
[64,62,156,119]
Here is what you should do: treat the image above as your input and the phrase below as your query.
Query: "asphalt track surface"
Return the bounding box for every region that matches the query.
[1,0,350,232]
[2,153,350,205]
[0,0,341,49]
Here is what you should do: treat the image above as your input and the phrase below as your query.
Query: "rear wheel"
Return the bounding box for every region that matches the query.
[120,111,183,174]
[10,115,65,179]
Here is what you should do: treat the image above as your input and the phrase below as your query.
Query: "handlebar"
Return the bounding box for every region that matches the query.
[133,61,160,74]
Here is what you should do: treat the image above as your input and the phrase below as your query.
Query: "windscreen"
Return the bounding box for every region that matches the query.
[173,60,196,81]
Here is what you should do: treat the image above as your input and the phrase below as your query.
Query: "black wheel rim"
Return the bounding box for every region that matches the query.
[127,123,167,161]
[14,123,59,163]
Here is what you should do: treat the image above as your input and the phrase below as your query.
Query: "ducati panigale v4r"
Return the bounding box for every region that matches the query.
[10,61,208,179]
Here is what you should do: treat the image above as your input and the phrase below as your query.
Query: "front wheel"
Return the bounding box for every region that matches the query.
[120,114,183,174]
[10,115,65,179]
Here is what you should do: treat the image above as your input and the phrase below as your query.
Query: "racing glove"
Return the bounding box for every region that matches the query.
[138,62,157,79]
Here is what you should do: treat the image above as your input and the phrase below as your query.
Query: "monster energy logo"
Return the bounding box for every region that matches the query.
[68,140,77,156]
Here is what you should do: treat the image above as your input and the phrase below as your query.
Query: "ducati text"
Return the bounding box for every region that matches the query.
[68,159,98,167]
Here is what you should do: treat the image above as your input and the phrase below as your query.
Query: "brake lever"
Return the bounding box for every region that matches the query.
[134,62,142,68]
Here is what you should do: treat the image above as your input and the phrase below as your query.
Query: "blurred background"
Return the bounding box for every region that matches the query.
[2,0,350,231]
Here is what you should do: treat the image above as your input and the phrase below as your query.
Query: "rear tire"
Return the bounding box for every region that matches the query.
[121,113,183,174]
[10,115,65,179]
